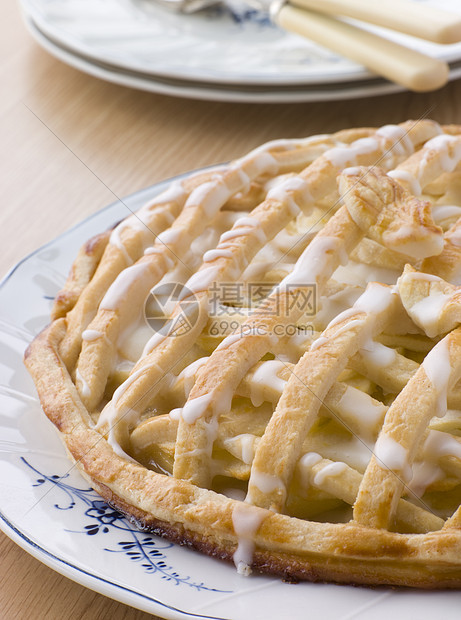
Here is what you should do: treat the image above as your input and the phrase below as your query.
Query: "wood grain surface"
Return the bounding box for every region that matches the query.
[1,0,461,617]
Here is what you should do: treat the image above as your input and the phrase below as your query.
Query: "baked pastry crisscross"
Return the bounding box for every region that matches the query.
[26,120,461,587]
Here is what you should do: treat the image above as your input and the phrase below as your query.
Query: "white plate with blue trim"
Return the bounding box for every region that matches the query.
[20,0,461,94]
[2,175,461,619]
[22,12,461,104]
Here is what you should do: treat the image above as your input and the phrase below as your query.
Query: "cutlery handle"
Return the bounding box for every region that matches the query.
[287,0,461,44]
[274,6,449,92]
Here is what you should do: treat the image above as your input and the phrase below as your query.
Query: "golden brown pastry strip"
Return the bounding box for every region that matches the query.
[247,283,400,512]
[353,327,461,530]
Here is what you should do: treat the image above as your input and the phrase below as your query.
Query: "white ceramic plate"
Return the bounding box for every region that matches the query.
[23,14,461,104]
[20,0,461,88]
[2,175,461,619]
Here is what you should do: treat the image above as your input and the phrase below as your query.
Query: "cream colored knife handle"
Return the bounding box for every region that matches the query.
[287,0,461,45]
[274,6,449,92]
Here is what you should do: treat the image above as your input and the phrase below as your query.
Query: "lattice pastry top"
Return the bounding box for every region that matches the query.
[26,120,461,587]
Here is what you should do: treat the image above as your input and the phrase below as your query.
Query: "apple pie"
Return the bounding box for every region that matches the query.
[25,120,461,587]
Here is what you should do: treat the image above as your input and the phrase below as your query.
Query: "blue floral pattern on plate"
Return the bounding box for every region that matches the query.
[23,457,230,593]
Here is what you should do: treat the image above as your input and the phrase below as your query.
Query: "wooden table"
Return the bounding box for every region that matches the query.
[1,0,461,617]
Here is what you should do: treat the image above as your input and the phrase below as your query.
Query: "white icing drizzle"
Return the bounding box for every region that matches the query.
[203,248,233,262]
[338,386,387,435]
[326,307,359,331]
[409,292,452,338]
[250,138,304,153]
[314,285,362,328]
[353,282,395,315]
[280,236,347,289]
[249,360,287,407]
[233,216,265,231]
[342,166,362,177]
[114,359,135,373]
[99,263,151,311]
[172,384,233,430]
[249,470,286,500]
[323,284,394,336]
[179,447,210,459]
[82,329,103,341]
[386,223,444,260]
[266,175,313,215]
[231,503,266,576]
[325,136,379,168]
[109,182,186,257]
[110,215,147,264]
[238,136,307,180]
[219,227,259,244]
[374,433,412,482]
[333,261,400,288]
[271,229,310,256]
[325,436,375,472]
[421,134,461,175]
[376,124,414,156]
[299,452,323,469]
[297,452,323,490]
[331,318,366,339]
[181,393,214,424]
[149,181,187,207]
[142,331,167,357]
[243,139,300,173]
[216,327,269,353]
[360,339,397,369]
[388,169,422,196]
[186,181,231,219]
[169,407,181,421]
[313,462,347,487]
[156,228,181,246]
[216,332,245,352]
[431,205,461,224]
[240,434,257,465]
[176,356,209,397]
[422,338,451,417]
[225,433,257,465]
[405,272,442,283]
[185,265,220,295]
[243,150,279,178]
[310,336,329,351]
[423,429,461,461]
[219,217,266,245]
[143,246,162,255]
[76,369,91,399]
[96,363,164,460]
[228,166,251,194]
[104,409,139,462]
[407,461,444,498]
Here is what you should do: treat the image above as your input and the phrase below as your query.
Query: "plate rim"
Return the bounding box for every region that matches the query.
[21,0,461,89]
[20,0,378,87]
[22,10,461,104]
[23,14,410,104]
